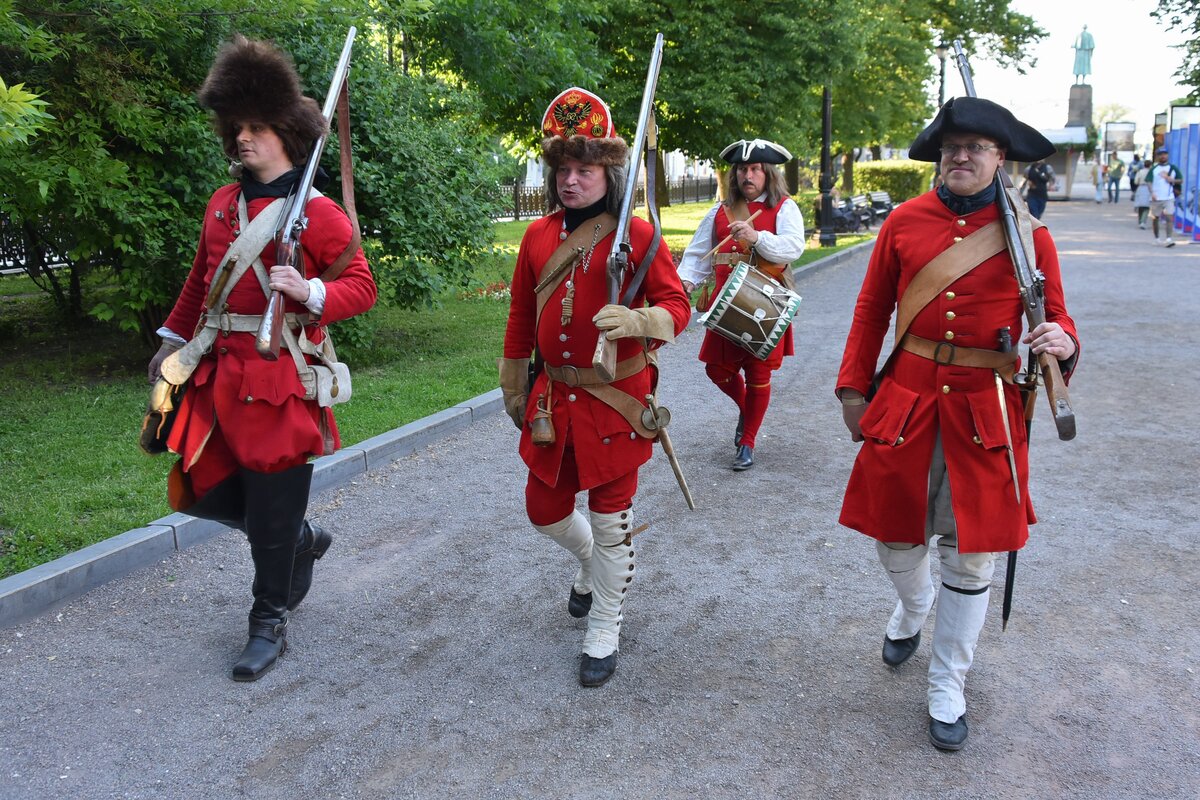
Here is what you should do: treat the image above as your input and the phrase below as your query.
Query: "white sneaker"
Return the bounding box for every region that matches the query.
[1166,237,1176,248]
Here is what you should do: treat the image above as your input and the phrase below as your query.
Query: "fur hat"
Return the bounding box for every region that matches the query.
[909,97,1054,163]
[540,87,628,167]
[721,138,792,165]
[197,35,326,152]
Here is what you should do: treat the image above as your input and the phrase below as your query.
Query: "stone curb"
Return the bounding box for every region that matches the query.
[0,240,872,629]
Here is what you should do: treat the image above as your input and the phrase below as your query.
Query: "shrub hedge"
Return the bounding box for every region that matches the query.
[854,160,935,202]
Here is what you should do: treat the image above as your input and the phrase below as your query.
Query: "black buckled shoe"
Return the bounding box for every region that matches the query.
[929,714,969,751]
[732,444,754,471]
[580,652,618,687]
[231,617,287,682]
[882,631,921,667]
[568,587,593,619]
[288,521,333,611]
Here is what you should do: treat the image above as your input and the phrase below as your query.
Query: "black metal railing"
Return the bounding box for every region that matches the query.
[491,177,719,221]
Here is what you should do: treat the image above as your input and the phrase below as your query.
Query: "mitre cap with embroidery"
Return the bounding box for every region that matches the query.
[720,139,792,165]
[909,96,1054,163]
[541,87,628,167]
[197,35,326,144]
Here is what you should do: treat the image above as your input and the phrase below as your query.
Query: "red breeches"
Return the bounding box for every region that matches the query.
[705,360,774,448]
[525,447,638,526]
[185,421,309,500]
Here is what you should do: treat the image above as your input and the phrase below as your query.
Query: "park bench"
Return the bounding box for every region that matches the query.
[869,191,894,220]
[846,194,876,228]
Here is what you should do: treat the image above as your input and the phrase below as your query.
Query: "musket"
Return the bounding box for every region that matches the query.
[951,39,1076,441]
[591,32,664,382]
[255,27,357,359]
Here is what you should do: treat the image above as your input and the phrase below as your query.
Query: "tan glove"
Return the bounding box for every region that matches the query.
[592,305,676,342]
[147,340,183,385]
[498,357,529,429]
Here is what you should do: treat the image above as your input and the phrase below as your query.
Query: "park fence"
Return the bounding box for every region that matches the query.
[491,176,719,221]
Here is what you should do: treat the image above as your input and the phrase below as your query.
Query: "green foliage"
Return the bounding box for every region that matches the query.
[1154,1,1200,100]
[854,160,934,202]
[0,76,52,143]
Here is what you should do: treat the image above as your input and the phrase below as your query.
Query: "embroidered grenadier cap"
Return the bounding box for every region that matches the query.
[909,96,1054,163]
[720,138,793,165]
[197,35,326,161]
[540,87,628,167]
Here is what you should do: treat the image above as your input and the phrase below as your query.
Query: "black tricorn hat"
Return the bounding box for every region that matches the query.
[197,35,326,147]
[720,138,792,165]
[909,97,1055,163]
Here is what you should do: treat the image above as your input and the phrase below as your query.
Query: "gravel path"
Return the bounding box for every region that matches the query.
[1,192,1197,800]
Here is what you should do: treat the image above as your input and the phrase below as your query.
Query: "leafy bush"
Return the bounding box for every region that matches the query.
[854,160,934,202]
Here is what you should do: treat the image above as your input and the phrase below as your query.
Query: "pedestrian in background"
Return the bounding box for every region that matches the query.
[1133,158,1152,229]
[1106,153,1125,203]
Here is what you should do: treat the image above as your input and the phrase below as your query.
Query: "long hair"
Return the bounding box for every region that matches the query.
[724,163,788,208]
[544,163,628,217]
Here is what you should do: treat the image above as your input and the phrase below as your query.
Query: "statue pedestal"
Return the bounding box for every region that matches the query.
[1067,84,1092,127]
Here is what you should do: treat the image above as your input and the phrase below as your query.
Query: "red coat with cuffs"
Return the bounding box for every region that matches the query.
[163,183,376,472]
[836,191,1078,553]
[503,211,691,490]
[698,199,794,369]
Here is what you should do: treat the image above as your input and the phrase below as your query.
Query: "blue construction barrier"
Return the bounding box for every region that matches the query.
[1166,125,1200,240]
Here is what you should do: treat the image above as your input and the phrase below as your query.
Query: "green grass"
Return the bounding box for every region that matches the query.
[0,200,871,578]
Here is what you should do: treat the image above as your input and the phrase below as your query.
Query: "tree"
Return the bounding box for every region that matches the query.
[1153,0,1200,100]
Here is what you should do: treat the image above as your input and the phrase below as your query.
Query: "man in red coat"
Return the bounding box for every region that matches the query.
[499,88,691,687]
[146,37,376,680]
[836,98,1078,750]
[678,139,806,470]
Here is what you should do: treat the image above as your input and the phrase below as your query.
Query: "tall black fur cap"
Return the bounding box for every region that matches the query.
[909,97,1055,162]
[197,35,326,143]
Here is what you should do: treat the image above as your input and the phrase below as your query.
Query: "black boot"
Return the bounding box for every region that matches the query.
[230,463,312,682]
[183,473,245,529]
[287,521,333,611]
[734,411,744,449]
[732,444,754,471]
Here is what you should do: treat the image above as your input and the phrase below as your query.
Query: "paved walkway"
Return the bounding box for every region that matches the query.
[1,193,1197,799]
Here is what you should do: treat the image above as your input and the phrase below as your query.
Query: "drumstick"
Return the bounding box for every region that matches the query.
[702,209,764,261]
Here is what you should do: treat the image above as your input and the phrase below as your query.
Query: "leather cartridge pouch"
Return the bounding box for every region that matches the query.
[139,377,186,455]
[290,326,352,407]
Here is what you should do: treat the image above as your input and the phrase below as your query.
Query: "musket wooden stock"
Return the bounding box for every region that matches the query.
[254,27,357,360]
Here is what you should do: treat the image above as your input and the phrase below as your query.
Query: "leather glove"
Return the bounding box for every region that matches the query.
[498,357,530,429]
[148,340,183,385]
[592,305,676,342]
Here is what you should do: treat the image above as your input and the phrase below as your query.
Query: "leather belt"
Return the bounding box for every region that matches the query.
[203,311,310,333]
[544,352,648,387]
[900,334,1017,383]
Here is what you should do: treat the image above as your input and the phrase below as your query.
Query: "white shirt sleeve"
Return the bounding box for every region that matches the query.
[752,197,806,263]
[304,278,327,316]
[676,204,722,286]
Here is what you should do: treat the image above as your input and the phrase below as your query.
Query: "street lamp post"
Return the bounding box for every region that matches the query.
[819,85,836,247]
[936,42,948,108]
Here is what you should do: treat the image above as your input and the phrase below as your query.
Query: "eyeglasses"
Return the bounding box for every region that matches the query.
[939,143,998,157]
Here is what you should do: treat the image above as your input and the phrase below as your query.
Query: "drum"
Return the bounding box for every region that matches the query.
[698,262,802,360]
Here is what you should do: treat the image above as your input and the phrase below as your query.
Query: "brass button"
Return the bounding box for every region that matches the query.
[896,436,905,445]
[945,291,956,300]
[945,311,956,320]
[942,385,951,394]
[973,435,982,444]
[945,331,955,340]
[956,219,967,227]
[953,236,963,242]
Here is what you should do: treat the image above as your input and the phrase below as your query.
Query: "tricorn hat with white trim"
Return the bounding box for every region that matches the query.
[720,138,793,165]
